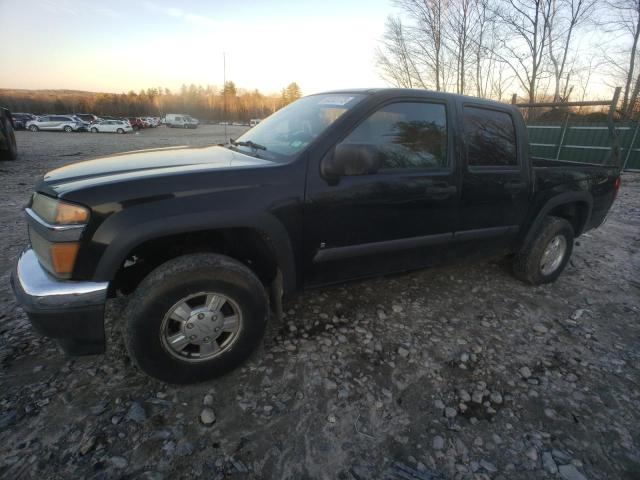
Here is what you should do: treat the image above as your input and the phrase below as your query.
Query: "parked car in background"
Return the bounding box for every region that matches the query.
[75,114,100,124]
[90,119,132,134]
[11,113,37,130]
[0,107,17,160]
[70,116,91,132]
[164,113,199,128]
[25,115,83,132]
[128,117,146,131]
[250,118,262,127]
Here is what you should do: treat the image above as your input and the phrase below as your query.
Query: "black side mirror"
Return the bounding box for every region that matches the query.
[321,143,384,180]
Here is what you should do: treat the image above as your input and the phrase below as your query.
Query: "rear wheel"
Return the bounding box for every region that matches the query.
[29,125,39,132]
[513,216,574,285]
[63,125,73,132]
[123,253,269,384]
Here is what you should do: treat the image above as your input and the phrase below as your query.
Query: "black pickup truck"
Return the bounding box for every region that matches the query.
[11,89,621,383]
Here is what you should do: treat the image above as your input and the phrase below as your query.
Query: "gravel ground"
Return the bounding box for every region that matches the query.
[0,126,639,480]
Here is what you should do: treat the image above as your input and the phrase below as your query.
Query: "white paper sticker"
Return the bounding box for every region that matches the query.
[318,96,355,106]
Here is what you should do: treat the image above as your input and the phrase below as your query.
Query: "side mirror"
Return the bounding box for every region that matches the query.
[321,143,384,180]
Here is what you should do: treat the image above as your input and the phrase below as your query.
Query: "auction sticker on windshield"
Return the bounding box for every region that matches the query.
[318,96,355,106]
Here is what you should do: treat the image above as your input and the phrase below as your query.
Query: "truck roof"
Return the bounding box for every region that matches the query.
[314,88,517,111]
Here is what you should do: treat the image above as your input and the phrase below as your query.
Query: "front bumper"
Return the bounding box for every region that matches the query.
[10,249,108,355]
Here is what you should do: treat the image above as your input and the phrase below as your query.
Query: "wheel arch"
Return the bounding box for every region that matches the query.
[520,192,593,248]
[93,210,297,296]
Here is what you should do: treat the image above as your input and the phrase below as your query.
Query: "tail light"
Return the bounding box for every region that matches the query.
[613,176,621,199]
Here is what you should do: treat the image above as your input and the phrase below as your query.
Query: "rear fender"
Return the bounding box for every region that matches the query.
[520,192,593,248]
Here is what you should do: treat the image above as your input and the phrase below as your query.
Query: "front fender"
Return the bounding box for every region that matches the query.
[89,205,297,294]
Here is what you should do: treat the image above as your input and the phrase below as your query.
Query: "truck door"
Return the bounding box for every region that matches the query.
[303,99,459,286]
[456,103,530,257]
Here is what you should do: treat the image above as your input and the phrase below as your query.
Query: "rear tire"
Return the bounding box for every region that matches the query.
[513,216,574,285]
[123,253,269,384]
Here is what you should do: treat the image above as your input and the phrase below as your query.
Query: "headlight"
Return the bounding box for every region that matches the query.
[32,193,89,225]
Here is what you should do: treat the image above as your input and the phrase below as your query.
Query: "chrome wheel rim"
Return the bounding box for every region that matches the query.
[160,292,242,362]
[540,235,567,275]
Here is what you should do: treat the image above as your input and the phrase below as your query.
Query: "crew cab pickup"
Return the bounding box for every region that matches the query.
[11,89,621,383]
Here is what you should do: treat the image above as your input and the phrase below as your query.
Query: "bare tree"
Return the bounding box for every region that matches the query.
[448,0,474,93]
[545,0,598,102]
[375,16,425,88]
[395,0,449,91]
[605,0,640,118]
[493,0,553,103]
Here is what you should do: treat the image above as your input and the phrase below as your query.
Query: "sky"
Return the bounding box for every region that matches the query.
[0,0,391,95]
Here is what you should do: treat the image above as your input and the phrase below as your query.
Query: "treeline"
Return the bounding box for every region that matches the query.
[0,82,303,121]
[376,0,640,120]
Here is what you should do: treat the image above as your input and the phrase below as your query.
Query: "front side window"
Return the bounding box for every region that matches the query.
[342,102,448,170]
[463,106,517,167]
[233,93,365,161]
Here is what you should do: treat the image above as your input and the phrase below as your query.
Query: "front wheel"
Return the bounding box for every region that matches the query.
[29,125,39,132]
[63,125,73,132]
[91,127,98,133]
[117,128,124,134]
[513,216,574,285]
[123,253,269,384]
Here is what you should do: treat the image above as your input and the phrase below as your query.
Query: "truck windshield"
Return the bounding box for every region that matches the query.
[231,93,365,160]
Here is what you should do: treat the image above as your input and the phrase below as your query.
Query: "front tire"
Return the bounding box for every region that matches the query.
[29,125,39,132]
[91,127,98,133]
[513,216,574,285]
[123,253,269,384]
[117,128,124,134]
[63,125,73,132]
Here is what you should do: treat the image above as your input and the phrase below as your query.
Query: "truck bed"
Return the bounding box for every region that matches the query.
[531,156,620,232]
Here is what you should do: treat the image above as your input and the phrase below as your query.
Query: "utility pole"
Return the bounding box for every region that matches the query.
[223,52,228,144]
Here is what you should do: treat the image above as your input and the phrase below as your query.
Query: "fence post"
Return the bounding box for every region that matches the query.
[622,121,640,170]
[555,113,571,161]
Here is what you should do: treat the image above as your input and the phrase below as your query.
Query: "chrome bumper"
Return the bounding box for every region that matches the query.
[10,248,109,355]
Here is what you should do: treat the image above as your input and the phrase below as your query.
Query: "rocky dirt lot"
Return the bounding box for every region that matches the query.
[1,126,639,480]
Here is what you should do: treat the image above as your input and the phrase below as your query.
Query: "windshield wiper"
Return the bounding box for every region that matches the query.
[230,138,267,151]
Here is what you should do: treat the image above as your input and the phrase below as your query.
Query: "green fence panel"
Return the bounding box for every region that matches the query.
[527,122,640,170]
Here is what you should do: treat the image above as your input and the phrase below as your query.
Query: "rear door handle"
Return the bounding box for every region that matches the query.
[426,183,457,198]
[505,181,526,191]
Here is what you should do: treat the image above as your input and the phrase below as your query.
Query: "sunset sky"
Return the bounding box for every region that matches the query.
[0,0,390,95]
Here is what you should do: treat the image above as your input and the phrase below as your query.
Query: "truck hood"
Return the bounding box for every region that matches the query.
[41,145,275,191]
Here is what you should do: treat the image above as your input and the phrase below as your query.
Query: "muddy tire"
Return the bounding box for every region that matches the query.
[513,216,574,285]
[123,253,268,384]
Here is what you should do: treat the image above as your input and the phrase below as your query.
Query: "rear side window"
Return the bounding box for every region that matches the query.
[343,102,448,170]
[463,106,517,167]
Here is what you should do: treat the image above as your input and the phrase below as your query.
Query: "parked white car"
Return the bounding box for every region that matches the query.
[250,118,262,127]
[164,114,199,129]
[26,115,83,132]
[90,120,133,134]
